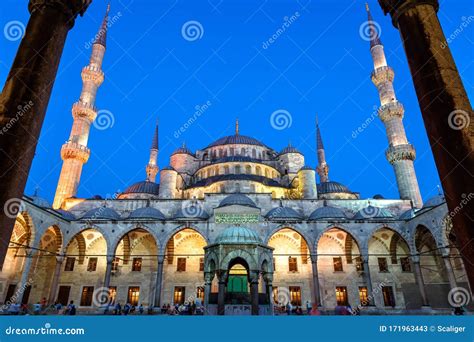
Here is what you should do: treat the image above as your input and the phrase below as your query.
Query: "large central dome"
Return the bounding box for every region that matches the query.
[205,134,267,149]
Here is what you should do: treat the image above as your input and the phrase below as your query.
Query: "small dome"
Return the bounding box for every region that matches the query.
[218,194,258,208]
[279,145,301,155]
[399,208,416,220]
[215,226,262,244]
[299,166,314,171]
[56,209,76,220]
[317,181,352,194]
[309,206,347,220]
[373,194,385,199]
[353,205,394,220]
[171,146,194,156]
[266,207,303,220]
[206,134,266,149]
[81,207,121,220]
[423,195,445,208]
[122,181,160,196]
[30,195,51,208]
[129,207,166,220]
[161,166,175,171]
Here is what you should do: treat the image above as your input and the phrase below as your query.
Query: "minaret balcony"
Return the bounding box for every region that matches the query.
[72,101,97,121]
[386,144,416,164]
[60,141,91,163]
[81,65,104,85]
[371,66,394,86]
[378,101,404,122]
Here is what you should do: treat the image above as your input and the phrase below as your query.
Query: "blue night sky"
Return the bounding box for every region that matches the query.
[1,0,473,203]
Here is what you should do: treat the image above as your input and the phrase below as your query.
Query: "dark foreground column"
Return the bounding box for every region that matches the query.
[0,0,90,270]
[249,271,259,316]
[412,256,430,307]
[154,256,164,307]
[378,0,474,289]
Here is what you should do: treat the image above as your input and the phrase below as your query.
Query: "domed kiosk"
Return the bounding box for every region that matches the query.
[204,226,273,316]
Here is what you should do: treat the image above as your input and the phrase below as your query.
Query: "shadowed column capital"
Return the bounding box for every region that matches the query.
[378,0,439,26]
[28,0,91,26]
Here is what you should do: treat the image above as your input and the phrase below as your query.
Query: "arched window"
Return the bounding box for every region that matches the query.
[230,147,234,156]
[219,184,225,193]
[252,149,256,158]
[272,171,277,178]
[223,149,228,157]
[245,165,251,174]
[241,148,245,156]
[256,166,261,176]
[215,166,219,176]
[206,169,211,178]
[224,166,230,175]
[250,184,256,192]
[265,169,269,178]
[235,165,241,174]
[235,183,241,193]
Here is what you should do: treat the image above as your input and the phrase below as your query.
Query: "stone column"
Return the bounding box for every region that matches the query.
[249,271,259,316]
[412,256,430,307]
[15,251,34,304]
[217,271,227,316]
[378,0,474,290]
[264,273,274,316]
[361,251,375,306]
[442,252,457,291]
[203,272,213,314]
[153,256,165,308]
[0,0,91,271]
[47,255,64,304]
[101,256,113,305]
[310,255,321,306]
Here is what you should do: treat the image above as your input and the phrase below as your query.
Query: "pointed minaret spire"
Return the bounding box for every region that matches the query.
[146,119,159,182]
[53,5,111,209]
[367,5,422,208]
[235,118,239,135]
[94,4,110,47]
[365,3,382,49]
[316,115,329,183]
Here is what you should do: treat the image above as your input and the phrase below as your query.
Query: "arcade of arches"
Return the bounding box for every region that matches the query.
[2,219,469,314]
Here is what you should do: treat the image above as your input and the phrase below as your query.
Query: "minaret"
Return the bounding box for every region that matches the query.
[146,121,159,182]
[235,118,239,135]
[366,4,423,208]
[315,116,329,183]
[53,5,110,209]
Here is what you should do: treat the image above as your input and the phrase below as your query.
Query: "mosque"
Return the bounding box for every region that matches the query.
[1,5,469,315]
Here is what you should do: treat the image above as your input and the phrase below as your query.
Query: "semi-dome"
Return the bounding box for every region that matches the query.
[218,194,258,208]
[129,207,166,220]
[353,205,394,220]
[317,181,353,194]
[423,194,445,208]
[265,206,303,220]
[56,209,76,220]
[215,226,263,244]
[122,181,160,196]
[81,207,121,220]
[206,134,266,148]
[309,206,347,220]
